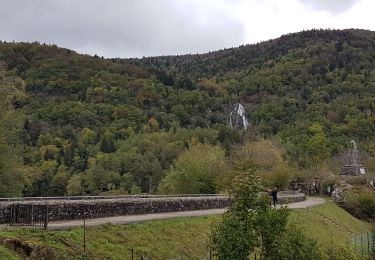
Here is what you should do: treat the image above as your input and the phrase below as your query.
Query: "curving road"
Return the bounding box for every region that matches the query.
[284,196,325,209]
[41,197,325,230]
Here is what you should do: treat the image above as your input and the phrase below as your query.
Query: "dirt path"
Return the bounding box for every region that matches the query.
[1,197,326,230]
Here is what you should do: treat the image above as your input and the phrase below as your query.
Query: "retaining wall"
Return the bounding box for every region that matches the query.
[0,192,306,224]
[0,196,229,223]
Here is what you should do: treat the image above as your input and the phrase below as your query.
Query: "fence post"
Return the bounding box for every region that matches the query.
[9,205,13,226]
[44,204,48,229]
[209,250,211,260]
[17,204,20,225]
[83,205,86,255]
[31,205,34,226]
[367,233,370,256]
[131,248,134,260]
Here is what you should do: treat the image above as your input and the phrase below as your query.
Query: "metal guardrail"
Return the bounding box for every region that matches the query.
[0,194,227,202]
[0,192,306,203]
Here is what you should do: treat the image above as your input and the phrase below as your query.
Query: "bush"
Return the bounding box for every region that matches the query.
[260,163,292,190]
[345,176,367,186]
[344,191,375,221]
[323,242,360,260]
[270,225,323,260]
[158,143,228,194]
[209,168,322,260]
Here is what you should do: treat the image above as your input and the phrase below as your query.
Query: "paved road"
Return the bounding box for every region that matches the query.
[0,197,325,230]
[48,208,226,230]
[285,196,325,209]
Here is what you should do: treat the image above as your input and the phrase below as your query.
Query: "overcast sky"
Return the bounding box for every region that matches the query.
[0,0,374,58]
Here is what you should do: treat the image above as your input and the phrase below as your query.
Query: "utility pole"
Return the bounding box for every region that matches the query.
[83,206,86,256]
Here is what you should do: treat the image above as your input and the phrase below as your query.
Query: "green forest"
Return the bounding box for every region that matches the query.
[0,29,375,197]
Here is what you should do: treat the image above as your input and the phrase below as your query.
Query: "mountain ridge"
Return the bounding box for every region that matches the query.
[0,28,374,197]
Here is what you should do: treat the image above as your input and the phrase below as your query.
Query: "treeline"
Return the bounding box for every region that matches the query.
[0,29,374,197]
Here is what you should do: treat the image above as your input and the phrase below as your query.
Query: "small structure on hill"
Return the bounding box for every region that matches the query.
[229,103,249,130]
[341,140,366,176]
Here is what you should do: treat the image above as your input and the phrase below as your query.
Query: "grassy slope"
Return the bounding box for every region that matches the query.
[0,245,18,260]
[290,201,372,244]
[0,201,373,259]
[289,201,373,259]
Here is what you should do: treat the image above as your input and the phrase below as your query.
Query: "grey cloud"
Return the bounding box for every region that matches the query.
[298,0,362,15]
[0,0,245,58]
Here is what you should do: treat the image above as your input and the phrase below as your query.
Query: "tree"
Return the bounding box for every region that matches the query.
[158,143,227,194]
[49,165,71,195]
[209,168,322,260]
[231,140,294,189]
[209,168,262,259]
[83,165,120,194]
[269,225,323,260]
[66,174,83,195]
[231,140,283,172]
[79,128,97,145]
[0,67,27,196]
[307,123,330,168]
[100,132,116,153]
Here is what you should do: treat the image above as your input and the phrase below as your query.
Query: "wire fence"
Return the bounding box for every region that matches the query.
[348,232,375,258]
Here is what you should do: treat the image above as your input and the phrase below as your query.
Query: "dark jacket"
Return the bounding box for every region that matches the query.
[271,190,278,201]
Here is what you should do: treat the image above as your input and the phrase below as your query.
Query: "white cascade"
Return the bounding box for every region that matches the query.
[229,103,249,130]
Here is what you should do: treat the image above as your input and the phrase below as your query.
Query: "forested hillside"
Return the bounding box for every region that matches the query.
[0,29,374,197]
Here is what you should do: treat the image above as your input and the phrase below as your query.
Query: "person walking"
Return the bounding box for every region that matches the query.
[268,189,272,206]
[271,188,278,207]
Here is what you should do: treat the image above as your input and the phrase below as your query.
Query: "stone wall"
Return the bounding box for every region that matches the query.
[0,193,306,224]
[0,196,229,224]
[341,165,366,175]
[277,191,306,204]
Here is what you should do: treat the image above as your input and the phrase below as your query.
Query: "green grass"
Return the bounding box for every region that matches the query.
[289,200,374,259]
[0,216,218,259]
[0,201,373,259]
[0,245,18,260]
[290,201,372,243]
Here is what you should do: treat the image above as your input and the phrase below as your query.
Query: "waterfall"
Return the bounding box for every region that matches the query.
[229,103,249,130]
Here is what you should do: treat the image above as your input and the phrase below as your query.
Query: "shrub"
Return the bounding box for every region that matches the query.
[209,168,322,260]
[271,224,323,260]
[345,176,367,186]
[159,143,228,194]
[344,190,375,221]
[260,163,292,190]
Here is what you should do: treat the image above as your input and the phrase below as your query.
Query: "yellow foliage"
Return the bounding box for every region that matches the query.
[232,140,295,189]
[232,139,283,172]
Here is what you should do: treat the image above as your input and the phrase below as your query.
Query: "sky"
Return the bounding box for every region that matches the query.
[0,0,374,58]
